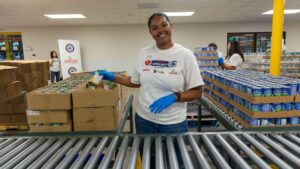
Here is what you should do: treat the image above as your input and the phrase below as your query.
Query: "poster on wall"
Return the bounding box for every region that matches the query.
[58,39,82,79]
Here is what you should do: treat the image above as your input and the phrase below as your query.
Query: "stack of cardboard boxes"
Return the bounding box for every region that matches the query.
[0,60,50,92]
[0,65,27,126]
[26,72,129,132]
[26,74,92,132]
[72,83,121,131]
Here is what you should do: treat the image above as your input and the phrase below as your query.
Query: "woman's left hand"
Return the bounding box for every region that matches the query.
[149,94,177,114]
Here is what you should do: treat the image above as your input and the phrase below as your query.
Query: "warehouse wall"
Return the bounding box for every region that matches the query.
[5,21,300,73]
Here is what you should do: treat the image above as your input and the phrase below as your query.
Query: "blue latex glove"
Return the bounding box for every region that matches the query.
[218,57,224,65]
[98,70,115,81]
[149,94,177,114]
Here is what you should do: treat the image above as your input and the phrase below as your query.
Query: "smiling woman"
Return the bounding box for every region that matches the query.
[96,13,204,136]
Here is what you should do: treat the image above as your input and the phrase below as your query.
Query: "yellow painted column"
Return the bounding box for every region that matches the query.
[270,0,285,76]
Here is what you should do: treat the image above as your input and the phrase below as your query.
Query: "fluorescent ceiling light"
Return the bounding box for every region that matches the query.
[262,9,300,15]
[44,14,86,19]
[163,12,194,16]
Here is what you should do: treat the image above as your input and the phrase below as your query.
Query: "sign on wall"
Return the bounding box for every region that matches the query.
[58,39,82,79]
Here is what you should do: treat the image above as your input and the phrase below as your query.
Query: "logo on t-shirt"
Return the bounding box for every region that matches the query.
[145,60,152,66]
[168,60,177,67]
[145,60,177,68]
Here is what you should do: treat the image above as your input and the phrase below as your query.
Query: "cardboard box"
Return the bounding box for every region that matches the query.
[0,65,17,87]
[202,76,213,84]
[9,93,26,104]
[212,79,229,91]
[204,92,228,113]
[0,115,11,123]
[73,105,121,131]
[213,90,230,102]
[29,122,72,132]
[11,114,27,123]
[27,91,71,110]
[229,86,295,103]
[27,110,70,123]
[72,85,118,108]
[0,104,13,114]
[229,99,300,118]
[0,81,22,102]
[204,85,214,93]
[295,96,300,102]
[13,104,27,114]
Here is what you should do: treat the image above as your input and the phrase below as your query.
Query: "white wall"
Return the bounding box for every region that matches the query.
[5,21,300,73]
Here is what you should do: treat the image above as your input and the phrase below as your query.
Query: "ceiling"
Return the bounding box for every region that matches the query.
[0,0,300,29]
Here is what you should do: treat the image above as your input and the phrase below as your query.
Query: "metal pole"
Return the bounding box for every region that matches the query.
[155,136,164,169]
[0,138,15,150]
[166,136,179,169]
[200,134,231,169]
[41,137,78,169]
[142,136,151,169]
[272,134,300,156]
[286,133,300,145]
[228,134,270,169]
[56,137,88,169]
[269,0,285,76]
[1,138,46,168]
[84,136,108,169]
[28,138,67,169]
[0,138,25,156]
[187,134,211,169]
[0,138,36,166]
[257,134,300,167]
[215,134,251,169]
[112,136,129,169]
[177,135,194,169]
[98,136,119,169]
[127,136,141,169]
[243,133,293,169]
[13,138,57,169]
[71,137,98,169]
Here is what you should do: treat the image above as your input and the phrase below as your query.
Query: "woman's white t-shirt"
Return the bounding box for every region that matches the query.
[131,43,204,125]
[49,58,60,72]
[224,53,243,68]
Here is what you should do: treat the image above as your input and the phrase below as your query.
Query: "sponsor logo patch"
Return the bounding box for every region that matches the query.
[145,60,177,68]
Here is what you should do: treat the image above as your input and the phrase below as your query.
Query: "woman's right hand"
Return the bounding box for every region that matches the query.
[97,70,115,81]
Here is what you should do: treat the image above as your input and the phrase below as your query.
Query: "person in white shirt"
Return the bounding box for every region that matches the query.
[98,13,204,133]
[49,51,61,83]
[218,40,244,70]
[208,43,224,59]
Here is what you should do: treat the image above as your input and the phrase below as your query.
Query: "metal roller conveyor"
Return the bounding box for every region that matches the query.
[0,132,299,169]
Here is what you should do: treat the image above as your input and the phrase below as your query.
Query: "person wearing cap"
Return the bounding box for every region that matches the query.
[218,39,244,70]
[208,43,224,59]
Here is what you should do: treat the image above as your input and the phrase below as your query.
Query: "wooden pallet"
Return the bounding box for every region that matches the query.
[0,123,29,131]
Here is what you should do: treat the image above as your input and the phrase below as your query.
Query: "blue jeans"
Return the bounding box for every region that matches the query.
[135,113,187,169]
[50,71,60,83]
[135,113,188,134]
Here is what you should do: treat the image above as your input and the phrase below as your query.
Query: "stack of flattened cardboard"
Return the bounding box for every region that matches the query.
[0,65,27,125]
[26,73,92,132]
[0,60,50,92]
[72,83,121,131]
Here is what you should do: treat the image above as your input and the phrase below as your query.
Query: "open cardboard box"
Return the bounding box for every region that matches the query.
[72,84,118,108]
